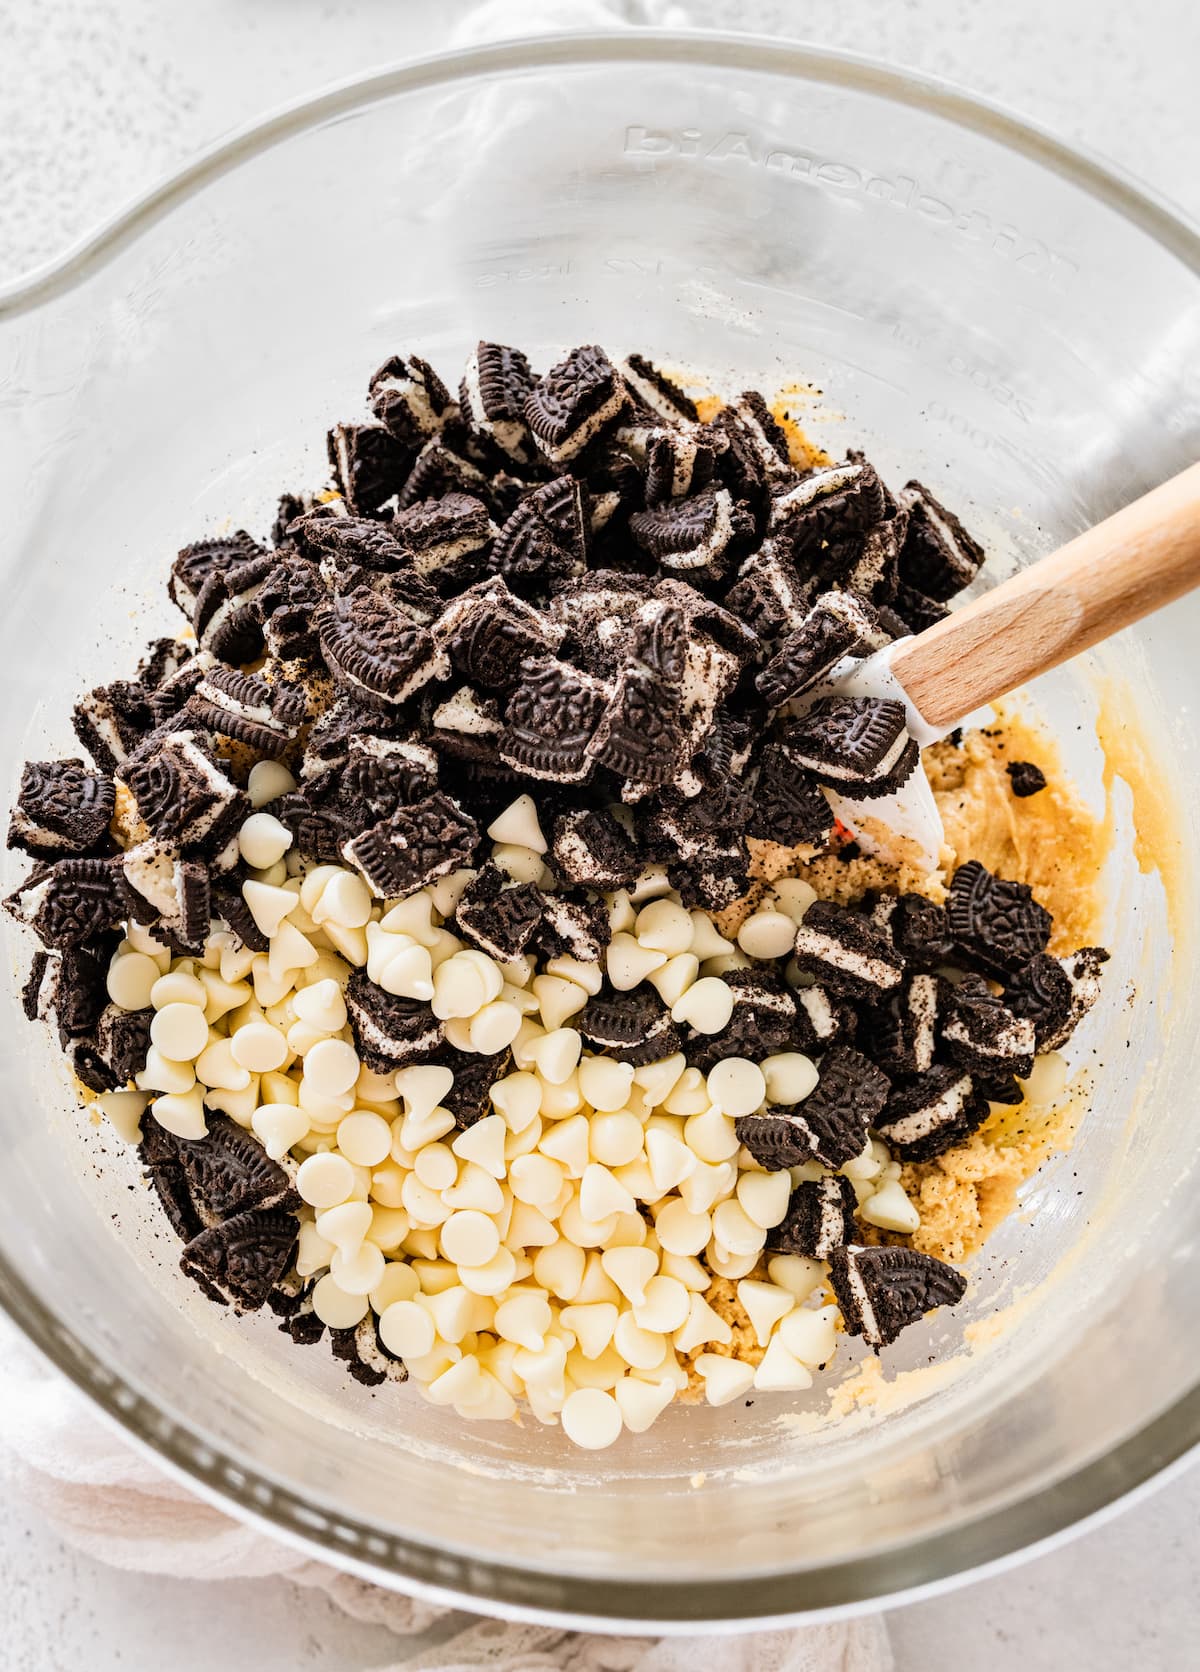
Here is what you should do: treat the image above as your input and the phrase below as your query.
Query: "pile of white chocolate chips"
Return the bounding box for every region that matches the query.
[96,770,913,1451]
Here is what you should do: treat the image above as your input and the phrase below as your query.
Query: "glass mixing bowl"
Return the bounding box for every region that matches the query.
[1,32,1198,1631]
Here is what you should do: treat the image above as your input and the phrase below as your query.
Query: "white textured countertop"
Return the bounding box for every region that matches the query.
[2,2,1197,1667]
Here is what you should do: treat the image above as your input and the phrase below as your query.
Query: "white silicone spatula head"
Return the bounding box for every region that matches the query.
[817,461,1200,870]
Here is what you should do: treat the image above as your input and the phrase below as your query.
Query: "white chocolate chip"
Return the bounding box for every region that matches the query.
[303,1038,360,1098]
[150,970,207,1009]
[579,1164,635,1222]
[753,1334,814,1391]
[230,1020,288,1074]
[106,952,160,1012]
[736,1279,795,1346]
[432,950,504,1020]
[297,1151,356,1209]
[150,1003,209,1062]
[491,843,551,886]
[645,1128,697,1194]
[677,1158,736,1216]
[369,1261,420,1311]
[706,1058,766,1118]
[429,868,477,917]
[706,1241,759,1280]
[736,1169,793,1230]
[629,865,671,903]
[600,1244,657,1307]
[661,1066,711,1116]
[378,1298,436,1357]
[238,812,294,871]
[670,977,734,1035]
[194,1037,251,1092]
[646,953,699,1008]
[615,1375,675,1434]
[561,1387,623,1449]
[243,879,297,939]
[531,974,588,1030]
[674,1293,734,1354]
[771,877,818,924]
[395,1064,455,1122]
[509,1152,565,1206]
[613,1313,667,1371]
[268,921,319,984]
[688,912,735,961]
[330,1240,386,1297]
[632,1275,689,1335]
[587,1110,644,1167]
[336,1110,392,1167]
[457,1245,518,1296]
[312,1275,369,1330]
[507,1202,558,1247]
[150,1087,207,1140]
[468,1000,523,1054]
[634,898,694,956]
[528,1027,582,1086]
[736,910,798,961]
[760,1052,819,1106]
[252,1102,310,1160]
[779,1304,840,1367]
[537,1115,590,1176]
[487,794,547,854]
[767,1254,825,1302]
[654,1200,711,1256]
[860,1178,921,1234]
[695,1354,755,1406]
[711,1199,768,1257]
[605,889,636,935]
[633,1053,687,1106]
[490,1071,542,1133]
[683,1106,740,1164]
[533,1240,586,1301]
[247,759,297,809]
[543,954,604,995]
[606,933,668,991]
[578,1055,635,1114]
[311,869,372,930]
[452,1114,507,1179]
[93,1089,149,1144]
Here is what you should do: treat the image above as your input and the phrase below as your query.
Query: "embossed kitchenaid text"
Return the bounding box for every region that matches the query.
[623,126,1078,288]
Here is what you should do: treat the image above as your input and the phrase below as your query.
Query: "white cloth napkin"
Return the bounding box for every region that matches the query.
[0,1,892,1666]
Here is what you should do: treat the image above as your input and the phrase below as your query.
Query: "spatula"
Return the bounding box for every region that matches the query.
[816,462,1200,868]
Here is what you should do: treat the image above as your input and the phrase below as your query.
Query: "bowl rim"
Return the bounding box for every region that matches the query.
[2,27,1198,1629]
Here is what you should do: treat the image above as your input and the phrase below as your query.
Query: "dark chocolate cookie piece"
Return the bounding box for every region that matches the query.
[859,972,941,1078]
[438,1046,514,1129]
[368,353,458,446]
[327,422,412,516]
[460,340,537,463]
[784,696,911,792]
[123,732,241,847]
[342,792,479,900]
[340,735,439,819]
[940,974,1036,1079]
[755,591,880,708]
[685,969,797,1075]
[1006,760,1047,798]
[792,901,904,1000]
[577,987,681,1066]
[253,553,328,660]
[620,353,700,425]
[946,859,1052,977]
[628,486,746,579]
[766,1175,858,1259]
[790,984,857,1056]
[550,808,641,890]
[535,894,610,964]
[210,875,269,952]
[169,531,263,618]
[187,667,308,756]
[288,510,408,574]
[5,857,130,951]
[889,892,955,971]
[586,662,686,788]
[492,477,588,591]
[8,759,115,857]
[896,481,985,601]
[499,658,610,784]
[345,969,444,1072]
[317,586,447,707]
[329,1315,409,1386]
[455,865,545,961]
[829,1244,966,1348]
[72,679,156,773]
[391,493,494,594]
[436,577,564,692]
[180,1208,299,1312]
[746,743,835,850]
[874,1063,990,1162]
[177,1112,300,1225]
[524,344,629,465]
[1002,946,1108,1052]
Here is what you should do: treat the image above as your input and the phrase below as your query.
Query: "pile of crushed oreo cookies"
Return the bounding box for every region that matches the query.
[4,343,1109,1395]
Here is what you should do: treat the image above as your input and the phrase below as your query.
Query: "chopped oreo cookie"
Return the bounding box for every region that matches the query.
[1003,947,1109,1052]
[288,510,407,575]
[430,686,505,765]
[769,460,887,561]
[859,972,940,1078]
[766,1175,857,1260]
[550,808,640,890]
[792,901,903,1000]
[492,477,588,590]
[396,437,493,514]
[181,1208,299,1312]
[329,1315,408,1386]
[587,661,686,787]
[317,586,448,707]
[577,987,680,1066]
[122,732,241,848]
[785,696,913,796]
[756,591,879,708]
[437,578,564,691]
[187,667,308,756]
[536,894,609,964]
[340,734,439,817]
[253,553,328,660]
[368,352,459,446]
[790,984,857,1055]
[889,892,955,970]
[628,487,745,579]
[345,969,444,1071]
[500,658,611,784]
[8,759,115,857]
[439,1046,513,1128]
[342,792,478,900]
[460,341,536,463]
[620,353,699,426]
[946,860,1052,977]
[874,1063,990,1162]
[1006,760,1047,798]
[940,975,1036,1080]
[829,1244,967,1348]
[169,532,264,619]
[736,1046,889,1170]
[327,422,411,515]
[6,857,130,951]
[391,493,495,593]
[897,481,985,601]
[747,744,834,850]
[455,866,545,961]
[192,551,275,663]
[726,540,815,643]
[72,679,156,772]
[685,969,797,1074]
[524,344,628,465]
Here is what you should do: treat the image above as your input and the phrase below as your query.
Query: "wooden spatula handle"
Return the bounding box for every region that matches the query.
[890,462,1200,731]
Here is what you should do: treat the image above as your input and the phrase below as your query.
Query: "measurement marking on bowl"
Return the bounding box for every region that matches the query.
[622,126,1080,291]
